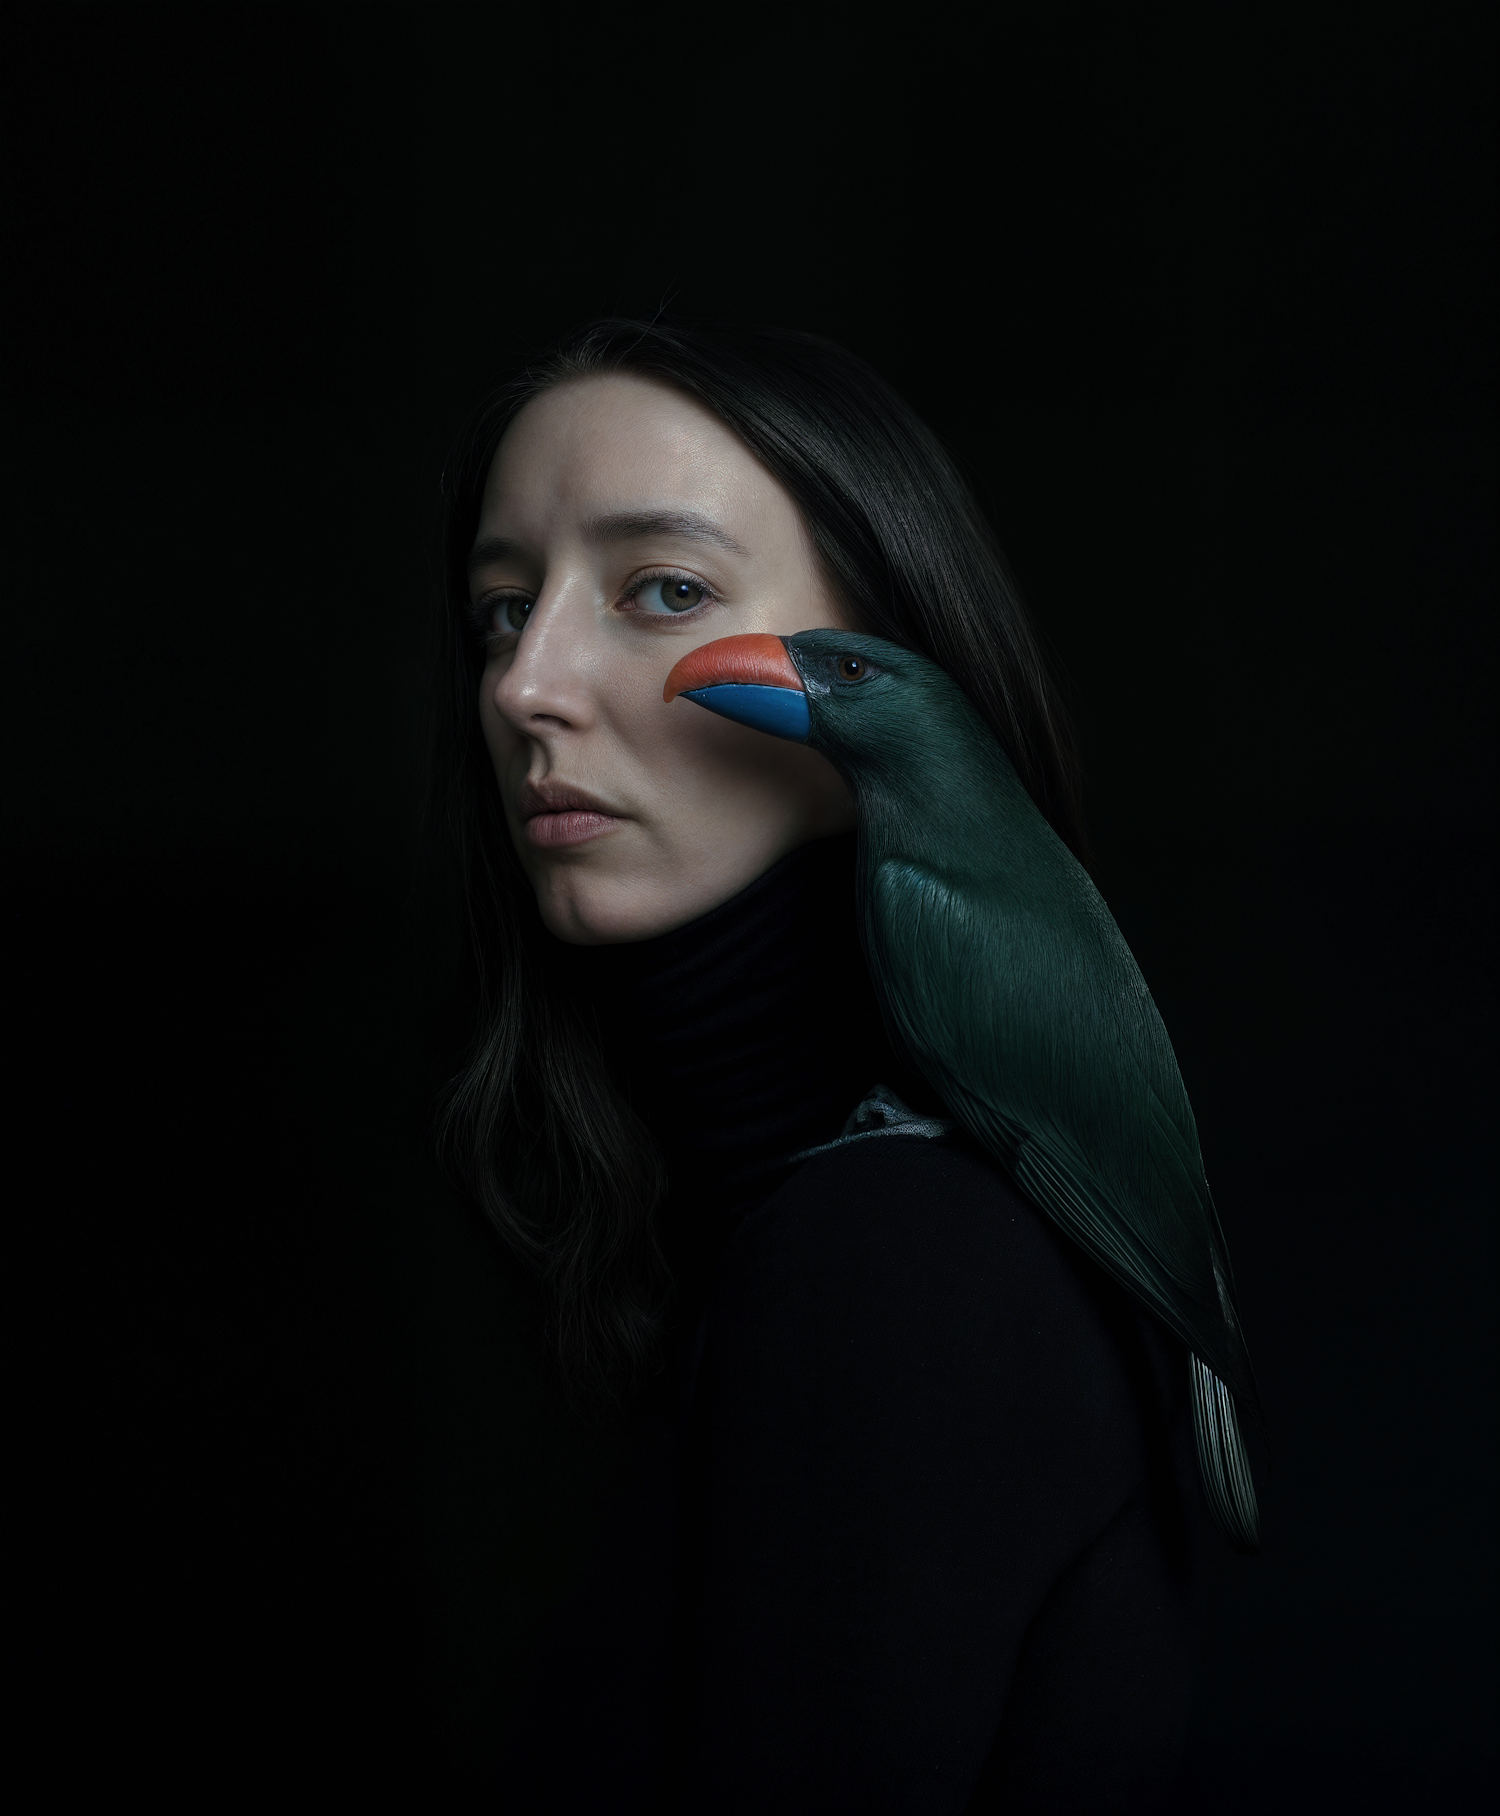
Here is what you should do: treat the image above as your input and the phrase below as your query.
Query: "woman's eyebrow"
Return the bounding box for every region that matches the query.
[580,508,750,556]
[467,535,527,575]
[466,509,749,577]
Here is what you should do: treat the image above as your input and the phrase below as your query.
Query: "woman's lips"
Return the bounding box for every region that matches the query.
[517,781,625,850]
[524,808,622,849]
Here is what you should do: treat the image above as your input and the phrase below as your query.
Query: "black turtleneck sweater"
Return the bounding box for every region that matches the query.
[570,833,943,1303]
[488,836,1200,1813]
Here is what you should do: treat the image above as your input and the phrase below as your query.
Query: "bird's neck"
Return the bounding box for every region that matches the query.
[849,730,1045,889]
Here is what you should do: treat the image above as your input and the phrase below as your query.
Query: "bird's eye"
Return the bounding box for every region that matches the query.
[836,654,868,681]
[640,576,707,614]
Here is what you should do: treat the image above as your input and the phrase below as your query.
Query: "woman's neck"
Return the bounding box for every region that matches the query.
[560,834,922,1281]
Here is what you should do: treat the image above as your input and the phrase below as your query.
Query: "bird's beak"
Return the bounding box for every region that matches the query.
[662,633,809,743]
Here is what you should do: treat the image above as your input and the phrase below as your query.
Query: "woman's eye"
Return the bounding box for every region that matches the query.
[639,576,707,614]
[490,596,533,635]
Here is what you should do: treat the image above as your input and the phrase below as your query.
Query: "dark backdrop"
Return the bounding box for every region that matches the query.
[9,6,1494,1809]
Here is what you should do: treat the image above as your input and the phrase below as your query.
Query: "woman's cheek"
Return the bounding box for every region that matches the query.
[479,664,520,759]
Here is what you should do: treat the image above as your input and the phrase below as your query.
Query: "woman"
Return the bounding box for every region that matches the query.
[429,321,1211,1811]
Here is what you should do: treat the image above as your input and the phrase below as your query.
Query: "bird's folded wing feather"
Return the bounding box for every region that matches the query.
[867,858,1253,1397]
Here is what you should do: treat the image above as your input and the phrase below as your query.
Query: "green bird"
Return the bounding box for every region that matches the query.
[665,628,1262,1551]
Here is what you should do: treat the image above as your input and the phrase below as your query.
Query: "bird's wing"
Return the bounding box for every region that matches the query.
[866,857,1255,1406]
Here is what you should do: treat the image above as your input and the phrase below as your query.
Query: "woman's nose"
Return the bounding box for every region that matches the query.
[490,591,596,736]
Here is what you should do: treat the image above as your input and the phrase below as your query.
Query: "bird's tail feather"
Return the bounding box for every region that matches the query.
[1191,1355,1259,1552]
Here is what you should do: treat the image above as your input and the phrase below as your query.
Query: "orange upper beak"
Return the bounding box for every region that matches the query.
[663,633,804,703]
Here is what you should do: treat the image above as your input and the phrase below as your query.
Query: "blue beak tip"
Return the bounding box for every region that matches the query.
[682,684,810,744]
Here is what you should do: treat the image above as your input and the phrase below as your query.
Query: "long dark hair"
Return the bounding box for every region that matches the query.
[429,319,1087,1395]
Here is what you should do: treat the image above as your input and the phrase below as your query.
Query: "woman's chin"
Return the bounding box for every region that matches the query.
[534,877,710,947]
[532,850,784,948]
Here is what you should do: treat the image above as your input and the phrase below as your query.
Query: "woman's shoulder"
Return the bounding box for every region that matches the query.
[704,1132,1164,1454]
[728,1130,1085,1316]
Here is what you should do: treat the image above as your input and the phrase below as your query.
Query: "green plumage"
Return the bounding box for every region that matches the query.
[785,630,1261,1550]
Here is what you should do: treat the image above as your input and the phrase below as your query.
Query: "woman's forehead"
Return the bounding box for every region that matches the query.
[480,374,792,539]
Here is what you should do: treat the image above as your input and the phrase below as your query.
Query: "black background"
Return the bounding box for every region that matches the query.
[9,5,1494,1808]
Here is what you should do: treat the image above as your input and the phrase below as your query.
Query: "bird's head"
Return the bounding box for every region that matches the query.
[666,627,1058,894]
[663,629,960,780]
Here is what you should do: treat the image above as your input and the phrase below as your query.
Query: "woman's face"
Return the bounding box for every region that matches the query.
[472,374,857,945]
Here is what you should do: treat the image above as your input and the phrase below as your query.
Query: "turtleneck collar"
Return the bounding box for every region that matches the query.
[561,834,923,1261]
